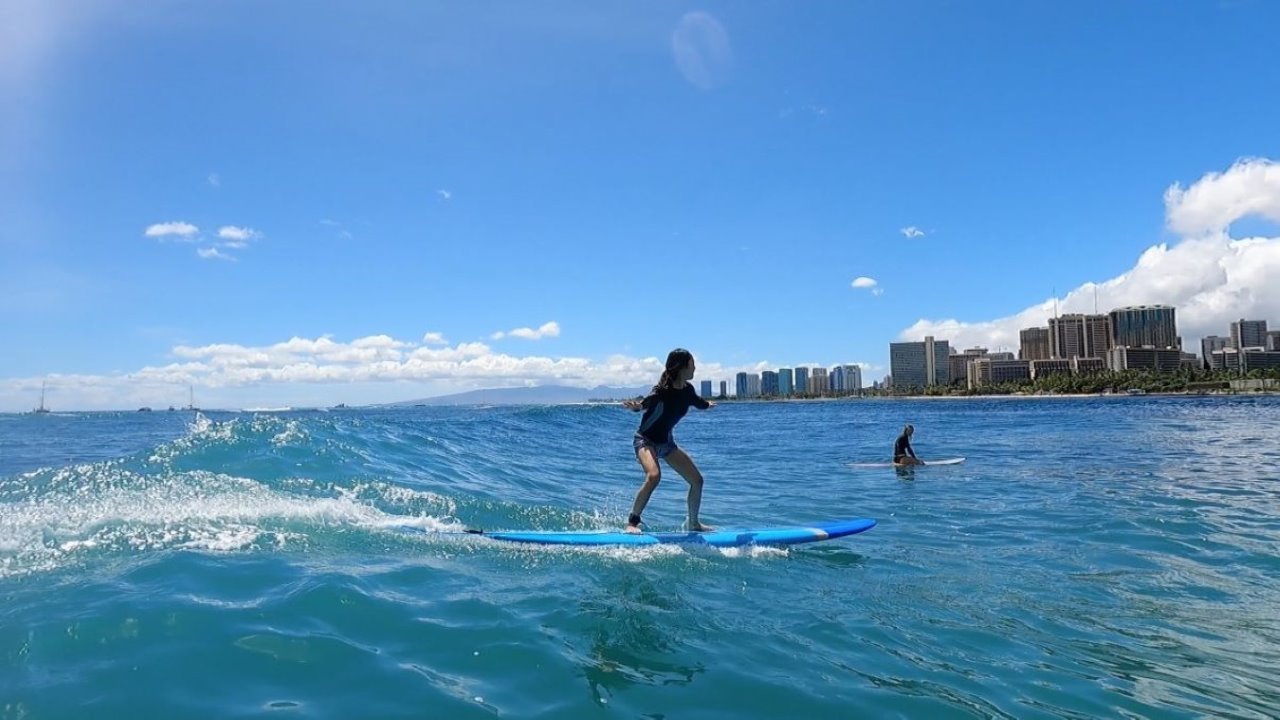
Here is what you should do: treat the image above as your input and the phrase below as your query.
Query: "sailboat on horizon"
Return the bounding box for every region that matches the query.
[33,380,50,414]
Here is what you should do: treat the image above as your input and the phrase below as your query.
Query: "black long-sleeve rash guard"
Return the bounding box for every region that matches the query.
[635,384,710,443]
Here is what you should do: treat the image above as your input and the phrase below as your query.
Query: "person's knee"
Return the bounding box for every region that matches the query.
[645,468,662,485]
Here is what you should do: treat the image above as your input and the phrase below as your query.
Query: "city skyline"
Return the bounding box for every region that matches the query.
[890,302,1280,391]
[5,5,1280,411]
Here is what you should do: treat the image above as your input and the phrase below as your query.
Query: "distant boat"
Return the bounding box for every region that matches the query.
[33,380,50,414]
[185,385,200,412]
[1126,388,1148,396]
[138,407,153,412]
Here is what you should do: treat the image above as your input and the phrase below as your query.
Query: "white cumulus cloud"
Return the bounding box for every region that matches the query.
[899,158,1280,353]
[145,221,199,240]
[422,332,448,345]
[1165,157,1280,236]
[851,276,884,296]
[0,330,878,410]
[218,225,259,242]
[900,226,925,239]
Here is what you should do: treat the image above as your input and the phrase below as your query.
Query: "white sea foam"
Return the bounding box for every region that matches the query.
[0,464,463,578]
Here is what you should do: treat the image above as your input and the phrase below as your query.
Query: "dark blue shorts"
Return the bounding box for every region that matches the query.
[633,433,677,460]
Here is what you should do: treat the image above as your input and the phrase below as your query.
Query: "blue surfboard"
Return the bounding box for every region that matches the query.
[476,518,876,548]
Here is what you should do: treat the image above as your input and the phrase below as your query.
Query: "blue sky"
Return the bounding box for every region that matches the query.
[4,1,1280,410]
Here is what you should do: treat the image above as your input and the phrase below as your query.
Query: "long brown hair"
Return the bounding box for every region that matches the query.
[653,348,693,392]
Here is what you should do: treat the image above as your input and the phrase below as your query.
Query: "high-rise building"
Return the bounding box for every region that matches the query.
[846,364,863,394]
[809,367,829,396]
[1109,305,1178,349]
[949,347,989,386]
[719,381,727,398]
[795,367,810,395]
[1269,331,1280,352]
[1230,319,1268,349]
[1050,314,1111,359]
[735,372,750,398]
[1019,327,1052,361]
[830,364,862,395]
[778,368,794,396]
[1201,336,1229,370]
[889,336,951,389]
[700,380,712,398]
[761,370,779,396]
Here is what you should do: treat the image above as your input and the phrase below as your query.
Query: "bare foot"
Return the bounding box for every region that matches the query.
[624,523,643,534]
[687,522,714,532]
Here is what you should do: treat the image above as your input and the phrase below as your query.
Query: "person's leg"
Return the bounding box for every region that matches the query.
[627,445,662,533]
[663,447,712,531]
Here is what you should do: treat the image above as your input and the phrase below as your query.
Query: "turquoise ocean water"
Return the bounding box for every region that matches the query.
[2,397,1278,718]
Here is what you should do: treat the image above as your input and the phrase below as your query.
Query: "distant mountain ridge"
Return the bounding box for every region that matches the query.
[383,384,654,406]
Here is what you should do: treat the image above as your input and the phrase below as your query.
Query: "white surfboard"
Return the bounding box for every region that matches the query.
[848,457,966,468]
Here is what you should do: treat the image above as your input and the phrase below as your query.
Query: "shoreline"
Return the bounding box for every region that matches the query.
[709,390,1280,403]
[6,390,1279,414]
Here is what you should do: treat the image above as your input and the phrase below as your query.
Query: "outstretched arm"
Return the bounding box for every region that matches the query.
[622,395,652,412]
[687,384,713,410]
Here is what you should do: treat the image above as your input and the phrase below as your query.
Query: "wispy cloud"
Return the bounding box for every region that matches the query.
[319,219,353,240]
[207,173,220,188]
[671,11,732,90]
[900,226,926,239]
[491,321,561,341]
[196,246,235,262]
[144,221,199,240]
[779,105,830,119]
[422,332,448,345]
[437,189,452,201]
[900,157,1280,351]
